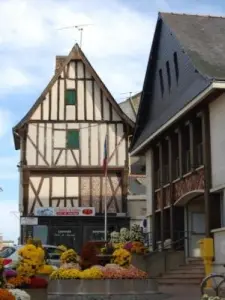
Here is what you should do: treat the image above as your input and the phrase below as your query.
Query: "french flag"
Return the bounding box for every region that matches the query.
[103,135,108,176]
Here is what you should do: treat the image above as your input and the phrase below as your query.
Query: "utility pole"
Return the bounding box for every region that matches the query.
[57,24,93,48]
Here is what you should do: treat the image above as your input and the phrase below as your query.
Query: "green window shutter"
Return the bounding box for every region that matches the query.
[65,90,76,105]
[67,130,80,149]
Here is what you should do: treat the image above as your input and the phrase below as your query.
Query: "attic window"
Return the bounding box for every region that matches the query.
[65,89,76,105]
[159,69,164,96]
[173,52,179,83]
[166,61,171,90]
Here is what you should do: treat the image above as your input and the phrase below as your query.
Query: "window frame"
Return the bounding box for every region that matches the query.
[66,129,80,149]
[65,89,77,106]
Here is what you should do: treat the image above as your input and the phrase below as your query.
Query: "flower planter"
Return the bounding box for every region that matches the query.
[48,279,169,299]
[24,289,47,300]
[131,254,147,272]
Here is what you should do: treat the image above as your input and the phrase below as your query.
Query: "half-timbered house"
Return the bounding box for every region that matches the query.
[13,44,134,251]
[130,13,225,259]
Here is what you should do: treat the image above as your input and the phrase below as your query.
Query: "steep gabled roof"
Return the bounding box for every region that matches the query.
[13,43,134,149]
[130,12,225,155]
[161,12,225,80]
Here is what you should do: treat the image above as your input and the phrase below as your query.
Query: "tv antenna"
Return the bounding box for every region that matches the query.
[57,24,93,48]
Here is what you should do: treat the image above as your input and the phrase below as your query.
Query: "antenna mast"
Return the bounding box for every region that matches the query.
[57,24,93,48]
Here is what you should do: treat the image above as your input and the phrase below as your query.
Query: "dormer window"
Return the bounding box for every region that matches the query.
[166,61,171,90]
[173,52,179,83]
[159,69,164,97]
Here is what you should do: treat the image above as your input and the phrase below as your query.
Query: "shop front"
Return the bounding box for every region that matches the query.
[20,207,129,252]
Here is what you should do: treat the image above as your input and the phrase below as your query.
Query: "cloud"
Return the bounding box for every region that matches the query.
[0,0,155,97]
[0,156,19,180]
[0,109,14,139]
[0,201,19,242]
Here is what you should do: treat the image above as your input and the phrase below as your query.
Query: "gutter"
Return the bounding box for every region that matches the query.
[131,82,225,156]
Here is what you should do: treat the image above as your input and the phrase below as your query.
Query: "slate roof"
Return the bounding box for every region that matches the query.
[119,92,141,122]
[161,12,225,80]
[130,12,225,154]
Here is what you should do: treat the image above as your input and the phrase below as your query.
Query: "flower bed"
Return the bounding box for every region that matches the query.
[0,258,31,300]
[101,225,149,256]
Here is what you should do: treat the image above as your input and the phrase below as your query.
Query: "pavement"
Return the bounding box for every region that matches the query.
[159,285,201,300]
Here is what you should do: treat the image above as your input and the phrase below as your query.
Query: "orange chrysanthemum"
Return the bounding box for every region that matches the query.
[7,275,31,287]
[0,289,15,300]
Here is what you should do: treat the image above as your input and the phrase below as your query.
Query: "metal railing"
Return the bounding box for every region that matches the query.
[143,230,189,252]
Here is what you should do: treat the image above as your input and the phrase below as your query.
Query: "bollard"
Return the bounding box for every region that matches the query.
[199,238,214,288]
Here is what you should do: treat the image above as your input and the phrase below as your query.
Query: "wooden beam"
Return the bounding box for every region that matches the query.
[201,107,212,237]
[22,169,29,215]
[177,127,183,177]
[168,136,174,247]
[121,168,128,213]
[189,120,194,170]
[168,136,172,183]
[151,148,156,250]
[26,166,124,176]
[159,142,164,250]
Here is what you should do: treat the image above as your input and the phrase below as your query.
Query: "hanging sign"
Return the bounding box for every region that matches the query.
[34,207,95,217]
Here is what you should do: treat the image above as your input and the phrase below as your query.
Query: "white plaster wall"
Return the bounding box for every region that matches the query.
[26,59,127,168]
[30,60,122,123]
[145,149,153,217]
[26,122,125,167]
[28,176,79,212]
[127,197,146,220]
[209,93,225,189]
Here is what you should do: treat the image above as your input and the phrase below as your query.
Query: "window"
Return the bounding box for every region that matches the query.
[65,89,76,105]
[166,61,171,90]
[66,130,80,149]
[159,69,164,96]
[173,52,179,83]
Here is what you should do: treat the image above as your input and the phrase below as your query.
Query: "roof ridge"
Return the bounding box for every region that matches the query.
[160,11,225,19]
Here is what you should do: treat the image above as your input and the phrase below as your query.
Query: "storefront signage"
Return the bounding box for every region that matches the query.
[21,217,38,225]
[34,207,95,217]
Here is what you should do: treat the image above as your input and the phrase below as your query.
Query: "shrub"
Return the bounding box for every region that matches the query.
[80,242,98,270]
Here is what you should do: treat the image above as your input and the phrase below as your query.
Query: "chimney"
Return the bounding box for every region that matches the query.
[55,56,66,74]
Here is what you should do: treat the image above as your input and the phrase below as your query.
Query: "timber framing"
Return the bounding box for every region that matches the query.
[14,44,132,221]
[13,43,134,150]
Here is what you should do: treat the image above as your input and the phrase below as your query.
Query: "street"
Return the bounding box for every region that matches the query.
[159,285,201,300]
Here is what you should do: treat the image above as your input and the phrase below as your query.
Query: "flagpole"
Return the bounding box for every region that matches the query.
[104,167,108,241]
[103,134,108,242]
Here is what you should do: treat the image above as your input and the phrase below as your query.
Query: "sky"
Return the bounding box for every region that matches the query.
[0,0,223,242]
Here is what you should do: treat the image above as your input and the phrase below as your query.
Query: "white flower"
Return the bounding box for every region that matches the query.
[110,231,120,243]
[119,228,130,243]
[8,289,31,300]
[130,224,144,242]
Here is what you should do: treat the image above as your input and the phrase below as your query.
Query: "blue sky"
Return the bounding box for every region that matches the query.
[0,0,223,242]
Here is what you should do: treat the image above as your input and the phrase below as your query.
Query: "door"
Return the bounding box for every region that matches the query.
[189,212,205,257]
[83,226,105,244]
[49,226,81,252]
